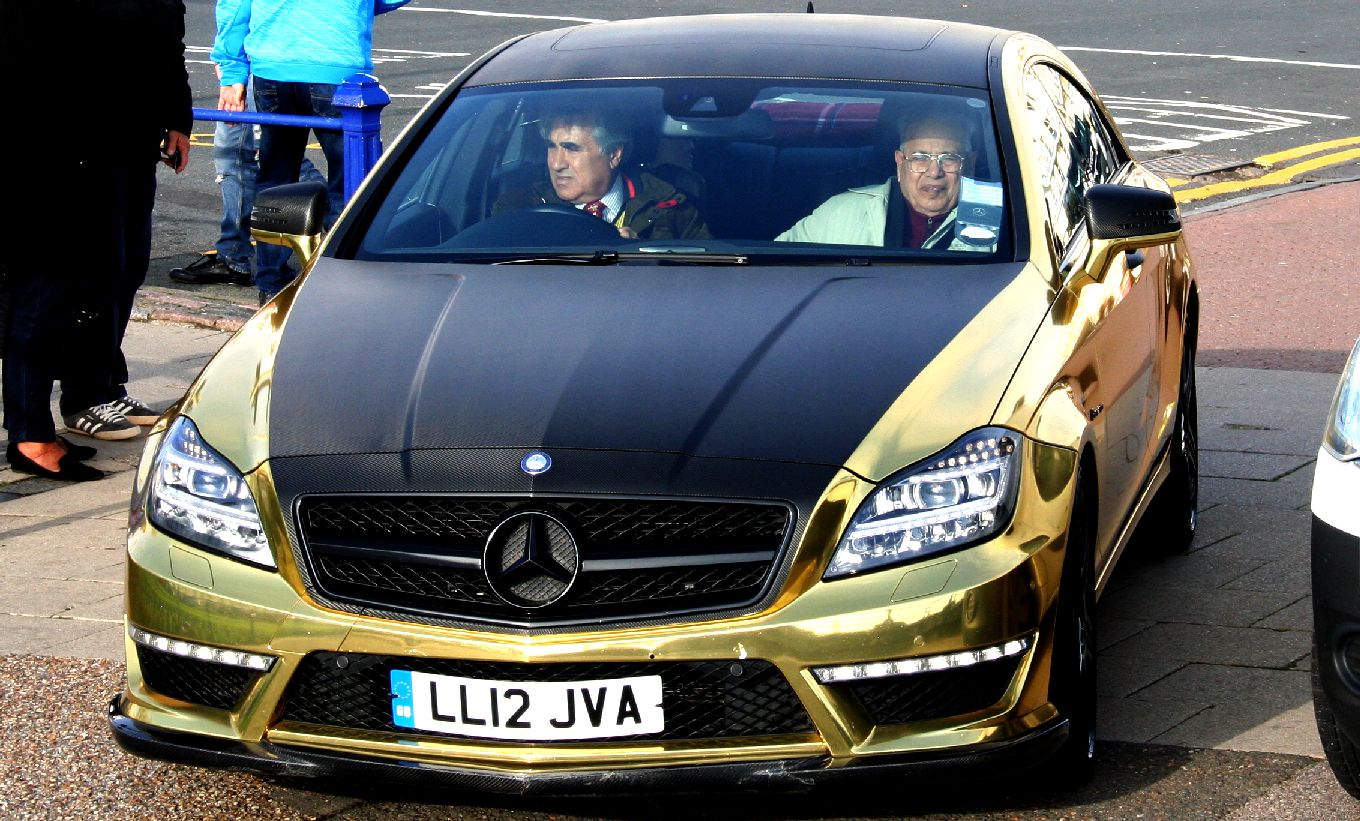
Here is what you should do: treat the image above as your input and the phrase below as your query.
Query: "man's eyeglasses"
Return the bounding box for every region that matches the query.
[904,151,966,174]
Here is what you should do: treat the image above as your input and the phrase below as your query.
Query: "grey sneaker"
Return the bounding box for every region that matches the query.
[63,402,141,441]
[109,395,160,426]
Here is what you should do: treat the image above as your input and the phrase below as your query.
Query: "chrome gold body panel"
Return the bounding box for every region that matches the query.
[120,438,1076,772]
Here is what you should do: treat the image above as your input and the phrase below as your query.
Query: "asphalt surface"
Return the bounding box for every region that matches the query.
[176,0,1360,162]
[161,0,1360,235]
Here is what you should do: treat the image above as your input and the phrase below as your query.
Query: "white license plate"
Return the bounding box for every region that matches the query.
[390,669,665,741]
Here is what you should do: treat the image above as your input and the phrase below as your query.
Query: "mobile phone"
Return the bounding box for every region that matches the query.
[161,148,181,168]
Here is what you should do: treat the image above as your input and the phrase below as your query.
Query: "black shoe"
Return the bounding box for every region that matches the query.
[6,443,104,482]
[62,402,141,441]
[57,436,97,461]
[169,254,252,286]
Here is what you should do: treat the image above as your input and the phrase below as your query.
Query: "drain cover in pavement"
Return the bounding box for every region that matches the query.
[1141,154,1255,177]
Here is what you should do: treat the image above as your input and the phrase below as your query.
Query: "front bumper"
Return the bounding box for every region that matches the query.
[114,438,1078,789]
[1312,448,1360,745]
[108,695,1068,794]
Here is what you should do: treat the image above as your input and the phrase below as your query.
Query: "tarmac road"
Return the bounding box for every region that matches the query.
[159,0,1359,251]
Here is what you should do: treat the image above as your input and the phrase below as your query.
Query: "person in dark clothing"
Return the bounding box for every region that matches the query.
[0,1,191,478]
[493,110,709,241]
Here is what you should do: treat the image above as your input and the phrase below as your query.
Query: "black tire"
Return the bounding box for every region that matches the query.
[1145,332,1198,554]
[1313,648,1360,799]
[1050,478,1098,784]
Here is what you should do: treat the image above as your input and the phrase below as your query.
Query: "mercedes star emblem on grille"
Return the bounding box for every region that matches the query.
[483,511,579,608]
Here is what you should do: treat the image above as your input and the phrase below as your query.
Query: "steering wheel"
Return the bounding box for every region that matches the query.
[445,203,623,248]
[522,204,626,238]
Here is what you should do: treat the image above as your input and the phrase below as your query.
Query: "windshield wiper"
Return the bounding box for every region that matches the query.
[491,249,750,265]
[619,250,749,264]
[491,250,622,265]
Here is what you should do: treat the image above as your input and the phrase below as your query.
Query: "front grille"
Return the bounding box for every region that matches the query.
[136,645,260,711]
[295,496,791,626]
[838,656,1022,725]
[282,653,813,742]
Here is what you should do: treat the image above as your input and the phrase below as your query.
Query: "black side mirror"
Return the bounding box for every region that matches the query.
[1085,184,1181,241]
[251,181,328,237]
[250,181,328,268]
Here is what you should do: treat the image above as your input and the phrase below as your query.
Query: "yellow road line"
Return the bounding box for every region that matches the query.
[1173,143,1360,203]
[185,133,324,150]
[1256,135,1360,166]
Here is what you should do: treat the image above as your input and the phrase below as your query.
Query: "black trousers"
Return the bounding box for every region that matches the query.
[2,153,156,441]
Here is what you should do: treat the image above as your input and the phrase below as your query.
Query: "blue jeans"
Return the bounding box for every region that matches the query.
[253,77,346,296]
[212,78,325,276]
[212,119,257,274]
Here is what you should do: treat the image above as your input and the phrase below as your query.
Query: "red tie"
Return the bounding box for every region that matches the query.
[583,200,606,218]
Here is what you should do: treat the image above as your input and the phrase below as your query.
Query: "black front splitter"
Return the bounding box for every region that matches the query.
[109,694,1068,796]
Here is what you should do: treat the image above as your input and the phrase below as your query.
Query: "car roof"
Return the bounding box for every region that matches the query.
[465,14,1010,88]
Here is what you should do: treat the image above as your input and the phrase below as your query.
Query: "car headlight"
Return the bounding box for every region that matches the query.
[825,427,1021,579]
[146,416,273,569]
[1324,337,1360,461]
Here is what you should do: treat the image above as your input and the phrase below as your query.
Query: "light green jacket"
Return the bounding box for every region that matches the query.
[775,179,971,249]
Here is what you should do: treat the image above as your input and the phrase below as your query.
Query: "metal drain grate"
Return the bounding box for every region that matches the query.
[1141,154,1255,177]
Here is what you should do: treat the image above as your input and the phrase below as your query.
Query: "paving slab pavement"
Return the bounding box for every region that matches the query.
[0,181,1355,770]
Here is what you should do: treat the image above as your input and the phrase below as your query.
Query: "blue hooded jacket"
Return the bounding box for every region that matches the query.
[212,0,410,87]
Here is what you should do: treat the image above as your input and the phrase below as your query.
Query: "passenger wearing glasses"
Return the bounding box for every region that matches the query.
[776,115,980,249]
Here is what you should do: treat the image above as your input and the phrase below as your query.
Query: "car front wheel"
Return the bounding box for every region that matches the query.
[1050,478,1097,784]
[1314,648,1360,799]
[1145,331,1198,554]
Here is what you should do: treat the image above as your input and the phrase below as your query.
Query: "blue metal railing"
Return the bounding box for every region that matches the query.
[191,73,391,203]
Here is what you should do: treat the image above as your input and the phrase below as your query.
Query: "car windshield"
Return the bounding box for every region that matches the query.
[350,79,1010,264]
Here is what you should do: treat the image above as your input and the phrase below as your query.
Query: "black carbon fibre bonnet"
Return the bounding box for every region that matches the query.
[266,258,1026,466]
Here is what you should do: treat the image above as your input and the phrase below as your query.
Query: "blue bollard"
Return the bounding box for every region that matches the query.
[191,73,390,206]
[332,73,391,202]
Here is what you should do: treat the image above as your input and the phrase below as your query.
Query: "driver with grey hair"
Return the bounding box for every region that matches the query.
[493,108,709,240]
[776,114,984,249]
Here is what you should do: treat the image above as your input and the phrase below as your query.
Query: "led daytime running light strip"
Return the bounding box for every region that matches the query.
[910,454,1008,483]
[811,636,1032,684]
[129,625,276,672]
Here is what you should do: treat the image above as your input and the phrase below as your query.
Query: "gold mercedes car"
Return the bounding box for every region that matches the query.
[110,13,1198,793]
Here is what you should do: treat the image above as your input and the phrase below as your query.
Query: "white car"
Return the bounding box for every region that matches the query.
[1313,336,1360,798]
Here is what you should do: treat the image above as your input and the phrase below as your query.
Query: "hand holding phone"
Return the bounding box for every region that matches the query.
[160,131,190,173]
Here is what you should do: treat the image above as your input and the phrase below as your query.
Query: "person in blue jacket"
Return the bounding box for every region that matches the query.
[211,0,411,302]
